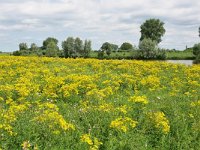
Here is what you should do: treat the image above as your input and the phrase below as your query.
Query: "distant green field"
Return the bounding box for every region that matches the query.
[0,52,12,56]
[90,50,195,60]
[166,50,195,60]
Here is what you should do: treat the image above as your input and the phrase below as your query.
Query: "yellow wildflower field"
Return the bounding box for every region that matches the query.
[0,56,200,149]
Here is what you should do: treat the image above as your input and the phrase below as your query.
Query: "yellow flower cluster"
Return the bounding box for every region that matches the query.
[0,103,29,136]
[21,141,31,150]
[190,100,200,107]
[80,134,103,150]
[110,117,138,132]
[21,141,38,150]
[32,102,75,134]
[148,111,170,134]
[141,75,160,91]
[129,95,149,104]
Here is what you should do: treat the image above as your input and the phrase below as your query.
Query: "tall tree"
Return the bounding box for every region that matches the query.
[140,19,165,44]
[193,43,200,56]
[30,43,38,51]
[43,37,58,50]
[101,42,112,56]
[83,40,92,57]
[193,42,200,64]
[74,37,83,54]
[110,44,118,51]
[45,41,59,57]
[19,43,28,51]
[62,37,75,58]
[120,42,133,50]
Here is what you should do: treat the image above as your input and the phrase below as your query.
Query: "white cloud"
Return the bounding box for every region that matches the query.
[0,0,200,51]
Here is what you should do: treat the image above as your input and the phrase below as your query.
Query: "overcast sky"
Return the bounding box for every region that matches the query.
[0,0,200,52]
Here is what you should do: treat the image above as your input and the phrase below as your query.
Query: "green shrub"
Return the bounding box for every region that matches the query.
[120,42,133,51]
[193,54,200,64]
[98,50,105,59]
[136,38,166,60]
[193,43,200,56]
[193,43,200,63]
[13,51,21,56]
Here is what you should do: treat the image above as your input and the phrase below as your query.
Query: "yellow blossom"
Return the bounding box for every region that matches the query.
[148,111,170,134]
[110,117,137,132]
[21,141,31,150]
[129,95,149,104]
[80,134,103,150]
[191,100,200,107]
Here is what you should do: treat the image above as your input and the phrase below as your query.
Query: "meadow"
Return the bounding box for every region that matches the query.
[0,56,200,150]
[166,50,195,60]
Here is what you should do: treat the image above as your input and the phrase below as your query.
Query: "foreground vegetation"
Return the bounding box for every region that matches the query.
[166,49,195,60]
[0,56,200,149]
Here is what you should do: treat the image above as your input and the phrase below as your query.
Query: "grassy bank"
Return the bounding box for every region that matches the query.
[90,50,195,60]
[166,50,195,60]
[0,52,12,56]
[0,56,200,149]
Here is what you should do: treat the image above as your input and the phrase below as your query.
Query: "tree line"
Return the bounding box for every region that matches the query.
[98,18,167,59]
[13,18,200,61]
[14,37,138,57]
[14,37,92,58]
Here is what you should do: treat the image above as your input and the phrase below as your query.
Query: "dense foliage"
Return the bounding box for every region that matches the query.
[193,43,200,64]
[193,43,200,56]
[140,19,165,44]
[137,38,166,59]
[0,56,200,149]
[100,42,112,56]
[120,42,133,50]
